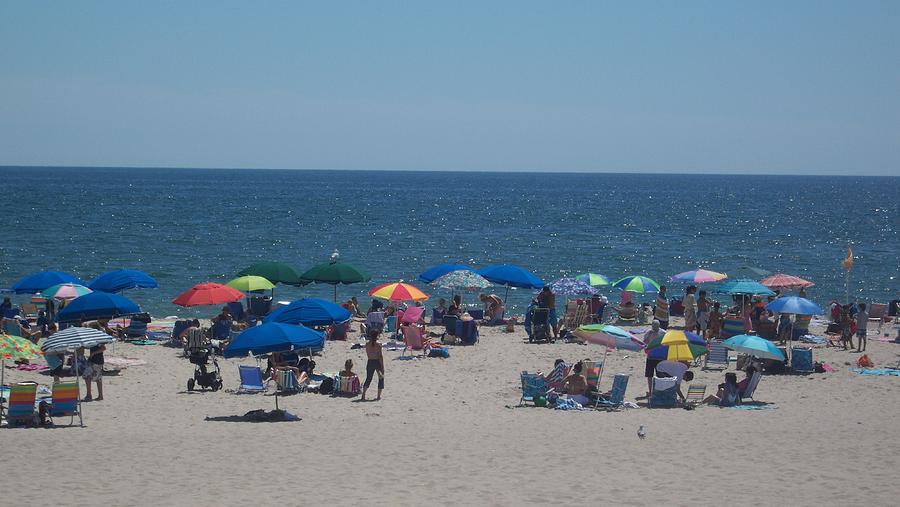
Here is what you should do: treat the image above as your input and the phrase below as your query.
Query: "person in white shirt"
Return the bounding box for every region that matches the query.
[655,360,694,402]
[856,303,869,352]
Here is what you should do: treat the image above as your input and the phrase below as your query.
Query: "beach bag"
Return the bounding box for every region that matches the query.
[857,355,874,368]
[319,377,334,395]
[428,346,449,358]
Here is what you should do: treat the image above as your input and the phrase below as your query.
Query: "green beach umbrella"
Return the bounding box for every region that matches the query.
[611,275,660,294]
[237,261,304,286]
[300,252,371,302]
[227,275,276,293]
[575,273,610,287]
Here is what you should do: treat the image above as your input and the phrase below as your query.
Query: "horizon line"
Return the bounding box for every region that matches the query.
[0,164,897,178]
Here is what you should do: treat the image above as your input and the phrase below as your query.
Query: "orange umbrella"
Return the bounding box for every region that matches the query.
[760,273,815,290]
[368,282,429,302]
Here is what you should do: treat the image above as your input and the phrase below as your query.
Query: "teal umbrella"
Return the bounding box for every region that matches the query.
[716,279,775,296]
[723,334,785,361]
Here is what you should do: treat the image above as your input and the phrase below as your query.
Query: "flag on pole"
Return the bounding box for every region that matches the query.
[841,245,853,271]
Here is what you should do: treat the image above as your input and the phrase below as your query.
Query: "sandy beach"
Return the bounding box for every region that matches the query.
[4,317,900,507]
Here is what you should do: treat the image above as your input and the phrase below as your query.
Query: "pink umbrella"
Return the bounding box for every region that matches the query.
[760,273,815,289]
[401,306,425,324]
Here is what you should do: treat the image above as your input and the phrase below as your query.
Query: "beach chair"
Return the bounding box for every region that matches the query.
[792,315,812,339]
[431,308,445,325]
[332,374,361,397]
[211,320,232,341]
[401,326,431,357]
[686,384,707,405]
[364,311,385,336]
[869,303,891,332]
[614,305,637,324]
[328,321,349,341]
[442,314,458,337]
[824,332,843,348]
[50,381,82,427]
[227,301,247,322]
[529,308,552,343]
[20,303,39,320]
[4,382,38,427]
[582,360,604,406]
[596,374,629,411]
[561,301,578,327]
[544,362,571,391]
[649,376,678,408]
[790,347,814,373]
[741,371,762,402]
[385,315,398,335]
[247,296,272,317]
[237,365,267,393]
[721,317,744,339]
[703,340,730,370]
[519,372,548,406]
[456,319,479,345]
[125,318,148,340]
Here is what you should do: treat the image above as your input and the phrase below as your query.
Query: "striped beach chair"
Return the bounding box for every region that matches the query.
[50,381,82,426]
[4,382,38,427]
[275,370,301,393]
[686,384,707,405]
[582,360,604,406]
[704,340,730,370]
[332,374,361,397]
[721,317,744,339]
[597,373,630,411]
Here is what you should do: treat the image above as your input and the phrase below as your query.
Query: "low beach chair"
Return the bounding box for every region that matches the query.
[227,301,247,322]
[20,303,39,320]
[529,308,552,343]
[614,305,637,324]
[211,320,232,341]
[703,340,729,370]
[741,371,761,402]
[275,369,303,394]
[50,381,82,427]
[519,372,548,406]
[790,347,814,373]
[792,315,812,339]
[456,319,479,345]
[4,382,38,427]
[401,326,431,357]
[582,360,604,406]
[686,384,707,405]
[824,332,843,348]
[544,362,571,391]
[442,314,458,337]
[649,376,678,408]
[237,365,266,393]
[332,374,361,397]
[596,373,629,411]
[364,311,385,337]
[721,317,744,339]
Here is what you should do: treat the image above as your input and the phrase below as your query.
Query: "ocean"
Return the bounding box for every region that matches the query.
[1,166,897,317]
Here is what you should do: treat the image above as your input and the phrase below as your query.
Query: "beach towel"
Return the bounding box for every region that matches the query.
[849,368,900,376]
[799,334,827,345]
[554,397,584,411]
[126,339,160,346]
[730,404,776,410]
[7,363,47,371]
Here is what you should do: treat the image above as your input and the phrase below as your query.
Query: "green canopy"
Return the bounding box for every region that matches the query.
[300,261,371,302]
[237,261,304,286]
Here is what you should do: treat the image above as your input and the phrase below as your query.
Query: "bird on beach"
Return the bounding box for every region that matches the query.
[637,425,646,440]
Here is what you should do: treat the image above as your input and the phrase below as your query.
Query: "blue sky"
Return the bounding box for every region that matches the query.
[1,1,898,175]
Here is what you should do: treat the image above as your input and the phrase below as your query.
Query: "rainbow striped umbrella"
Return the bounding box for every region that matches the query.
[38,283,93,300]
[575,273,610,287]
[368,282,429,302]
[645,329,708,361]
[670,269,728,283]
[612,275,660,294]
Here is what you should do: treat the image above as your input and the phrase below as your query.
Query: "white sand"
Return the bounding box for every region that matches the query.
[4,319,900,506]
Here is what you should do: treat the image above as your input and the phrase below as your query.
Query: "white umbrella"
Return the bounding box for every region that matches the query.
[41,327,115,354]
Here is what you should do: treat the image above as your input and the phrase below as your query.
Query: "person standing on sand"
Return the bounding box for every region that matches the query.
[82,344,105,401]
[655,286,669,329]
[856,303,868,352]
[696,290,709,337]
[536,286,558,338]
[683,286,697,330]
[361,332,384,401]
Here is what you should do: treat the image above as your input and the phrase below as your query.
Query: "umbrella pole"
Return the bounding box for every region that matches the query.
[275,388,279,411]
[333,285,337,303]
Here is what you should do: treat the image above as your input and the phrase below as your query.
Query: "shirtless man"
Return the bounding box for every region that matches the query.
[560,362,589,405]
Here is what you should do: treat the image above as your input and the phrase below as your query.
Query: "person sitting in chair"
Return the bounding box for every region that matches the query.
[703,372,741,406]
[480,293,505,325]
[269,351,307,385]
[447,295,463,317]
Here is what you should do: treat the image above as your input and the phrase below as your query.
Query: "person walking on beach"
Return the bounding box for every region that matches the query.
[856,303,868,352]
[655,286,669,329]
[682,286,697,330]
[361,332,384,401]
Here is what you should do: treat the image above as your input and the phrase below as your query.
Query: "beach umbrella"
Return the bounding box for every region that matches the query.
[545,278,596,297]
[723,334,785,361]
[611,275,660,294]
[227,275,276,293]
[670,269,728,284]
[431,270,491,291]
[716,279,775,296]
[57,291,141,323]
[11,271,86,294]
[300,256,371,302]
[237,261,304,286]
[574,324,645,351]
[88,269,159,293]
[730,266,771,280]
[369,282,429,302]
[41,327,116,353]
[760,273,815,290]
[172,282,245,307]
[645,329,709,361]
[418,263,475,284]
[38,283,93,300]
[764,296,823,315]
[476,264,543,305]
[224,322,325,409]
[263,298,352,326]
[575,273,610,287]
[0,334,43,388]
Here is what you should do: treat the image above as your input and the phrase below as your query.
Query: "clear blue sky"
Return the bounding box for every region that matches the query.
[1,1,898,175]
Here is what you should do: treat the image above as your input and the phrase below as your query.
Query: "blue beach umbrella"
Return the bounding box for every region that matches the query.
[264,298,352,327]
[57,291,141,323]
[765,296,823,316]
[476,264,544,304]
[716,279,775,296]
[723,334,785,361]
[88,270,159,293]
[224,323,325,358]
[11,271,86,294]
[418,264,475,284]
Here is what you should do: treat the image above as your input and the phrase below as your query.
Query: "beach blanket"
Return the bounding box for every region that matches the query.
[849,368,900,376]
[799,334,827,345]
[5,363,48,371]
[554,398,584,411]
[383,341,405,350]
[731,403,776,410]
[125,339,161,346]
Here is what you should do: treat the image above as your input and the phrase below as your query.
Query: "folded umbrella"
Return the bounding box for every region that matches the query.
[574,324,645,351]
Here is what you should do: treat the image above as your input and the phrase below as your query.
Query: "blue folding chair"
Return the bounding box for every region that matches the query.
[519,372,548,406]
[237,365,266,393]
[227,301,246,322]
[456,320,478,345]
[596,374,630,411]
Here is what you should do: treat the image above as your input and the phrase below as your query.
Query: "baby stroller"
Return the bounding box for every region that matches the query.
[187,346,223,392]
[529,307,553,343]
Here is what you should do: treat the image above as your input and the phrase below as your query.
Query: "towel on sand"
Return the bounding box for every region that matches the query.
[850,368,900,376]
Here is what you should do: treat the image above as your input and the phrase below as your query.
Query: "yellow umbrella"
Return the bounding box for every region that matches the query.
[368,282,429,302]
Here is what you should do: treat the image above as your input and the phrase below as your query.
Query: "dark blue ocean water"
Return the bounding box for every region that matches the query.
[0,167,897,317]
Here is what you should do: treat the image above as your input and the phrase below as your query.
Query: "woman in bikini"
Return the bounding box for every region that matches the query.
[361,332,384,401]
